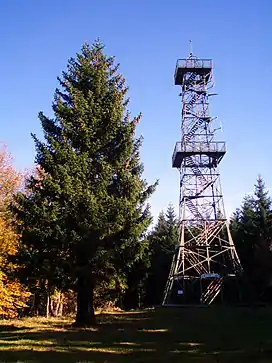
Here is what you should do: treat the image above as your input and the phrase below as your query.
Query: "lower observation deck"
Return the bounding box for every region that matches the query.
[172,141,226,168]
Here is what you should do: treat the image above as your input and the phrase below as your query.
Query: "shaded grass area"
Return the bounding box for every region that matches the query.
[0,307,272,362]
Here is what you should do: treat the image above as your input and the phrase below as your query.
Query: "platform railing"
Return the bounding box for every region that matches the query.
[176,59,212,69]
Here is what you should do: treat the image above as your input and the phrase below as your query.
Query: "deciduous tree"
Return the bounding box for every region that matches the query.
[0,144,30,318]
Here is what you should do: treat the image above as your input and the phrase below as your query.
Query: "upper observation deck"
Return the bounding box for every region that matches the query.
[174,58,212,85]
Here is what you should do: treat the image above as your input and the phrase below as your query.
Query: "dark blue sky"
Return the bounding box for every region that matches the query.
[1,0,271,220]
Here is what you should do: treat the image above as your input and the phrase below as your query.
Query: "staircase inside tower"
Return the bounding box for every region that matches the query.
[185,118,204,141]
[200,277,223,304]
[186,198,203,220]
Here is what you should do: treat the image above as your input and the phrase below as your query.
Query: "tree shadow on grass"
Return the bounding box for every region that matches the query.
[0,308,272,362]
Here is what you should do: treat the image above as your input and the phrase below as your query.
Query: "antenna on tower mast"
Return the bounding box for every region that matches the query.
[189,40,193,56]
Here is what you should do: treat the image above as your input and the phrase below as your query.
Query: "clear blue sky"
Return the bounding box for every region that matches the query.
[1,0,271,223]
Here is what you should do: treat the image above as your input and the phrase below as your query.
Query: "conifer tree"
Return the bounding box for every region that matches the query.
[12,41,157,326]
[145,205,178,305]
[252,176,272,297]
[254,175,272,240]
[231,176,272,300]
[165,203,179,248]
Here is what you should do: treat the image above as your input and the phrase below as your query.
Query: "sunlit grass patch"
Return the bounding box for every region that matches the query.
[138,328,168,333]
[114,341,140,346]
[87,347,131,354]
[87,346,156,354]
[179,342,203,347]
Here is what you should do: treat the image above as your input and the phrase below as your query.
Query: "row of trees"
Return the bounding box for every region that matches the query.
[1,40,272,324]
[231,176,272,301]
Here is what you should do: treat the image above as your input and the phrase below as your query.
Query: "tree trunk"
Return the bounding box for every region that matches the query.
[30,292,40,316]
[46,292,50,319]
[32,288,43,316]
[58,299,63,317]
[74,275,96,326]
[50,295,55,316]
[55,291,61,316]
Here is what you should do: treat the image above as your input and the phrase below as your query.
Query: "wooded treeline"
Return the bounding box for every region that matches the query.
[0,41,272,325]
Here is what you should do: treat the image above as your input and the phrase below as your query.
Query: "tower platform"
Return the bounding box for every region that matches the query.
[172,141,226,168]
[174,59,212,85]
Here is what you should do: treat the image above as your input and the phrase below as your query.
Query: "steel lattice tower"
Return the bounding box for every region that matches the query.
[163,51,243,306]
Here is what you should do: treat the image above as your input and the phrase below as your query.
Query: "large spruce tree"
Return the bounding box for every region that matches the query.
[12,41,157,326]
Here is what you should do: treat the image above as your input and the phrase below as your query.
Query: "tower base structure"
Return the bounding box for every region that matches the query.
[163,219,243,306]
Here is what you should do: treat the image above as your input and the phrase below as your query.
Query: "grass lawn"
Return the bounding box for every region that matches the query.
[0,306,272,362]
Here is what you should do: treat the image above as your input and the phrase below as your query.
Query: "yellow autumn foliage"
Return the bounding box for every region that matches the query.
[0,144,24,212]
[0,144,31,318]
[0,270,31,318]
[0,217,18,261]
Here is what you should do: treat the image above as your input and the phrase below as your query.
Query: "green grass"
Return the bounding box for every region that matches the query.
[0,306,272,362]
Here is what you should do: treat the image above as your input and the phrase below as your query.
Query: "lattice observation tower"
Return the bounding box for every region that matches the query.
[163,51,243,306]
